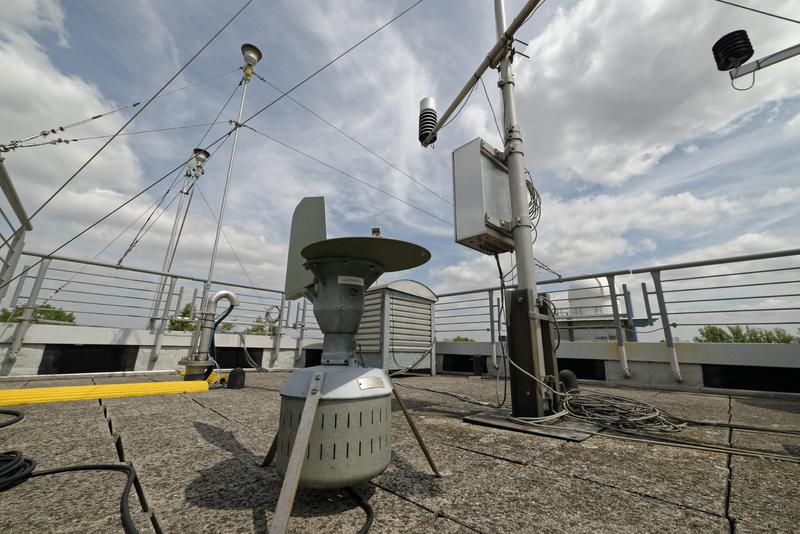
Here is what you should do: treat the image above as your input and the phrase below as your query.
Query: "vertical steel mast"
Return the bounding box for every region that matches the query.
[184,43,262,378]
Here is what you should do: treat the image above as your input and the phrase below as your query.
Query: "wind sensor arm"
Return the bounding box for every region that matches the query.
[418,0,543,147]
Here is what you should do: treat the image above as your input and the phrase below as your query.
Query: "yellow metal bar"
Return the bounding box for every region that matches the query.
[0,380,209,406]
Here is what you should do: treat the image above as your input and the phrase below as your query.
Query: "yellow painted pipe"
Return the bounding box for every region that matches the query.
[0,380,209,406]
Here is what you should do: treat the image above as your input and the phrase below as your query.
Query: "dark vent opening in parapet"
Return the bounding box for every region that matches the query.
[212,347,264,368]
[442,354,487,374]
[557,358,606,381]
[39,344,138,374]
[701,364,800,393]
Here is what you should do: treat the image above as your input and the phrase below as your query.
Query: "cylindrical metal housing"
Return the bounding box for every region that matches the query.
[418,97,437,144]
[275,366,392,489]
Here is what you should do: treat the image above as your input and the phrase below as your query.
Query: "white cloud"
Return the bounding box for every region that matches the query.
[756,187,800,208]
[513,0,800,185]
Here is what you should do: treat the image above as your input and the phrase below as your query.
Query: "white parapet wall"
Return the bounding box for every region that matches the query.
[0,323,306,376]
[435,340,800,390]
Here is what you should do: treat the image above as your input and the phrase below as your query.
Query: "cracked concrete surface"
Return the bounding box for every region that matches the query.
[0,373,798,533]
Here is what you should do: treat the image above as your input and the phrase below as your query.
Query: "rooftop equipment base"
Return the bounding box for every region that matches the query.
[463,407,599,442]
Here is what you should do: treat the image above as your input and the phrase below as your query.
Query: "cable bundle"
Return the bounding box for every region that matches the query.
[563,392,686,432]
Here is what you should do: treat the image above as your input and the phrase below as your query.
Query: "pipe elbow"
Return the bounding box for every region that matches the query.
[210,290,239,310]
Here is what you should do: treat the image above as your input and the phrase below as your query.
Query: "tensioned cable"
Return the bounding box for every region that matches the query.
[116,186,184,265]
[193,183,269,308]
[11,122,231,149]
[0,0,424,293]
[711,0,800,24]
[186,0,428,163]
[5,68,240,149]
[0,133,232,293]
[241,123,452,225]
[480,76,504,146]
[115,80,241,266]
[26,0,254,224]
[251,71,452,206]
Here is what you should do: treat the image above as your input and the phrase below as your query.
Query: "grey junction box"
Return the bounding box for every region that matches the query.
[354,279,437,375]
[452,137,514,255]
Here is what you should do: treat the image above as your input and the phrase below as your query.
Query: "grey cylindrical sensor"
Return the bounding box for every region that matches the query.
[418,97,437,145]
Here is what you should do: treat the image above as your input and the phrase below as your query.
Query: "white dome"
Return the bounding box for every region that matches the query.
[568,278,609,316]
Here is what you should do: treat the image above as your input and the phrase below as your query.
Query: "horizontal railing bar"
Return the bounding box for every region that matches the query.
[47,267,162,286]
[661,265,800,283]
[435,296,490,305]
[434,303,489,310]
[36,297,155,311]
[669,307,800,315]
[435,320,492,326]
[40,278,159,294]
[664,293,800,304]
[656,280,800,293]
[437,328,491,333]
[632,247,800,274]
[22,250,283,294]
[676,321,800,326]
[434,312,490,319]
[38,286,168,302]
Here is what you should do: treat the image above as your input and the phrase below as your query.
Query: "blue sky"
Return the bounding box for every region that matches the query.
[1,0,799,302]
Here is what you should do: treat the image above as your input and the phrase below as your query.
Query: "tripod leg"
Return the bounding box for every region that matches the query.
[270,372,325,534]
[260,434,278,467]
[392,386,442,477]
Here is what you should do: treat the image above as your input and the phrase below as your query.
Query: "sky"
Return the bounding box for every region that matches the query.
[0,0,799,335]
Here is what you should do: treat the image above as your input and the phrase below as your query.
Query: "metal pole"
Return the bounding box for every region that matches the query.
[6,259,50,362]
[489,290,497,369]
[194,74,250,359]
[270,295,285,367]
[150,276,177,362]
[494,0,547,414]
[147,171,196,329]
[651,270,683,383]
[0,158,33,231]
[622,283,637,341]
[8,263,28,310]
[606,275,630,378]
[392,386,441,477]
[294,299,307,363]
[0,229,25,301]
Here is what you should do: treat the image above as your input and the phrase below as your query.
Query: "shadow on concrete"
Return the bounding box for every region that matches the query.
[390,397,480,420]
[737,397,800,415]
[185,421,375,532]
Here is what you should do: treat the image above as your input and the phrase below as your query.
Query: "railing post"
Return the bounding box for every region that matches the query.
[270,295,285,367]
[173,286,185,318]
[606,275,630,378]
[489,290,498,370]
[294,299,307,364]
[621,283,637,342]
[5,259,49,363]
[187,287,200,359]
[8,263,28,310]
[651,270,683,383]
[641,282,654,326]
[150,276,176,363]
[0,229,25,301]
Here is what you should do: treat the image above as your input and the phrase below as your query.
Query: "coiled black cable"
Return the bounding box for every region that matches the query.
[0,409,141,533]
[0,408,24,428]
[345,486,374,534]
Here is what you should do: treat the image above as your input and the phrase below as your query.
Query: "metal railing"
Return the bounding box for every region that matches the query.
[0,250,315,365]
[2,245,799,380]
[434,248,800,383]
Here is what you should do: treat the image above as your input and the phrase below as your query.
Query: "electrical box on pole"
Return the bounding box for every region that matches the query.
[452,138,515,255]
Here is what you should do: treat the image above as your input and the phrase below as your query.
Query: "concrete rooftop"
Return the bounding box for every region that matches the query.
[1,372,799,533]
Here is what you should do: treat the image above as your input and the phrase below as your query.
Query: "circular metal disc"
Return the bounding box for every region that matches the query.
[301,237,430,272]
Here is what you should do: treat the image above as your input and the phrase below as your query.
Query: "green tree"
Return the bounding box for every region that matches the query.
[0,304,75,324]
[694,325,799,343]
[244,317,269,335]
[450,336,475,343]
[169,304,196,331]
